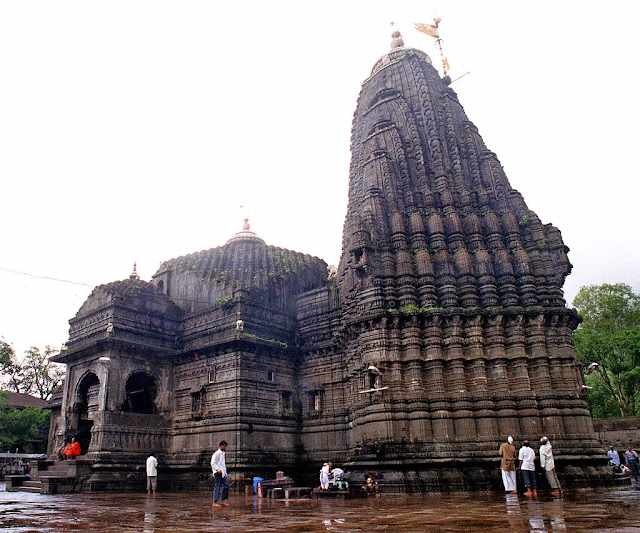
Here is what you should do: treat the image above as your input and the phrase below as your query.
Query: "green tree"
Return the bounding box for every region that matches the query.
[0,339,29,394]
[0,391,50,452]
[0,340,64,400]
[573,283,640,418]
[21,347,65,401]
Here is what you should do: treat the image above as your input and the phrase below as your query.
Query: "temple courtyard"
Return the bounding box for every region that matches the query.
[1,486,640,532]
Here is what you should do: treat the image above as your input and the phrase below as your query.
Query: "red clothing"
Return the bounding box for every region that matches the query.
[64,441,81,457]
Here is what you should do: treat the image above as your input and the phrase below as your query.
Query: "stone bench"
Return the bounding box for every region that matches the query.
[4,475,29,491]
[268,487,285,499]
[38,475,77,495]
[284,486,312,499]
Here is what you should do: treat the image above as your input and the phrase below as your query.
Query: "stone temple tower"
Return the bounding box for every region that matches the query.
[47,30,610,493]
[331,31,606,488]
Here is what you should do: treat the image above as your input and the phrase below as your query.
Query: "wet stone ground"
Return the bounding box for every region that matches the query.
[1,487,640,532]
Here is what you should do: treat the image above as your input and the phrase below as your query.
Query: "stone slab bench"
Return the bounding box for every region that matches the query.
[5,475,29,491]
[284,487,312,499]
[268,487,284,499]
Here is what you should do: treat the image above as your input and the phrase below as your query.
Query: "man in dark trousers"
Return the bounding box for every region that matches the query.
[518,440,537,497]
[211,440,229,508]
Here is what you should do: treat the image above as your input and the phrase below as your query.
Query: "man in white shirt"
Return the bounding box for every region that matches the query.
[518,440,536,497]
[540,436,561,496]
[146,453,158,495]
[211,440,229,507]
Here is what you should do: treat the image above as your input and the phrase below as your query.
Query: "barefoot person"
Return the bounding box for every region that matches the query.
[518,440,537,497]
[540,436,561,496]
[499,435,517,493]
[146,452,158,495]
[211,440,229,508]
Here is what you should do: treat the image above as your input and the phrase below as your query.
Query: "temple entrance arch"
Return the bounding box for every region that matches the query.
[122,371,157,414]
[75,372,100,453]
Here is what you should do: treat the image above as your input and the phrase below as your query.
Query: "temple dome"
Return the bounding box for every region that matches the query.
[75,277,181,318]
[153,220,327,313]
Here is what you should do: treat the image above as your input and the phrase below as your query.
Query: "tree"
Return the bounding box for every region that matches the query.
[0,339,29,394]
[0,340,64,400]
[0,391,50,453]
[573,283,640,418]
[21,347,65,401]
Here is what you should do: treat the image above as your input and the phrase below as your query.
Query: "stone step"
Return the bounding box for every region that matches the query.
[45,466,74,473]
[42,465,75,475]
[18,486,42,494]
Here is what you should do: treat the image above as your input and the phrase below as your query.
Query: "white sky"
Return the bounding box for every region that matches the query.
[1,1,639,358]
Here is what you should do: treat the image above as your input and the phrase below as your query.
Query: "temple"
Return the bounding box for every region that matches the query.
[47,31,608,491]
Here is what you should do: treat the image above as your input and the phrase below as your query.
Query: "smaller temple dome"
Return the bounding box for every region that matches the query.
[225,218,266,245]
[73,276,181,320]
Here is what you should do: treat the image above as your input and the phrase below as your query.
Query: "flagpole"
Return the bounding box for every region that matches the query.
[436,36,447,76]
[433,18,448,77]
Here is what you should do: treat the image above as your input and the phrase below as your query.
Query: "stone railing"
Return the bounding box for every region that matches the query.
[593,417,640,449]
[0,453,46,479]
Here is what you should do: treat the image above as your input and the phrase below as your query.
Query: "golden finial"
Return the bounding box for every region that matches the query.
[130,261,140,280]
[390,21,404,50]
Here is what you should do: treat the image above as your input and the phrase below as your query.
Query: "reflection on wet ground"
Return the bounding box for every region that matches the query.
[1,487,640,532]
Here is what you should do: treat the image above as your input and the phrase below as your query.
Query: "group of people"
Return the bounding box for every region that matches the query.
[144,440,230,507]
[144,437,640,502]
[607,445,640,483]
[319,462,346,490]
[499,435,561,497]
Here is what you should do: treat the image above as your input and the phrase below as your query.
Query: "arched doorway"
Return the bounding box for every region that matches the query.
[122,372,157,414]
[76,372,100,454]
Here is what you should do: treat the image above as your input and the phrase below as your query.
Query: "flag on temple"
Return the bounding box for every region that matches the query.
[414,21,440,39]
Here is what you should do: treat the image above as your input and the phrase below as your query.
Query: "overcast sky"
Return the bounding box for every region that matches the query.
[1,1,638,358]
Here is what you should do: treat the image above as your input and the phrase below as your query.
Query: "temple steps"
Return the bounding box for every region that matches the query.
[19,480,43,493]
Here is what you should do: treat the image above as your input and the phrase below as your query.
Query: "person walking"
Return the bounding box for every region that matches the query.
[499,436,517,493]
[211,440,229,508]
[518,440,537,497]
[146,453,158,495]
[539,436,561,496]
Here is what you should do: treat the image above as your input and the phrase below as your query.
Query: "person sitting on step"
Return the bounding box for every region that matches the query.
[63,436,81,459]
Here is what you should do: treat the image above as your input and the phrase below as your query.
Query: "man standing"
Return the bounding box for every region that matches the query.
[211,440,229,508]
[146,453,158,495]
[518,440,536,497]
[499,435,517,493]
[319,463,330,490]
[607,446,621,467]
[624,447,640,485]
[540,436,561,496]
